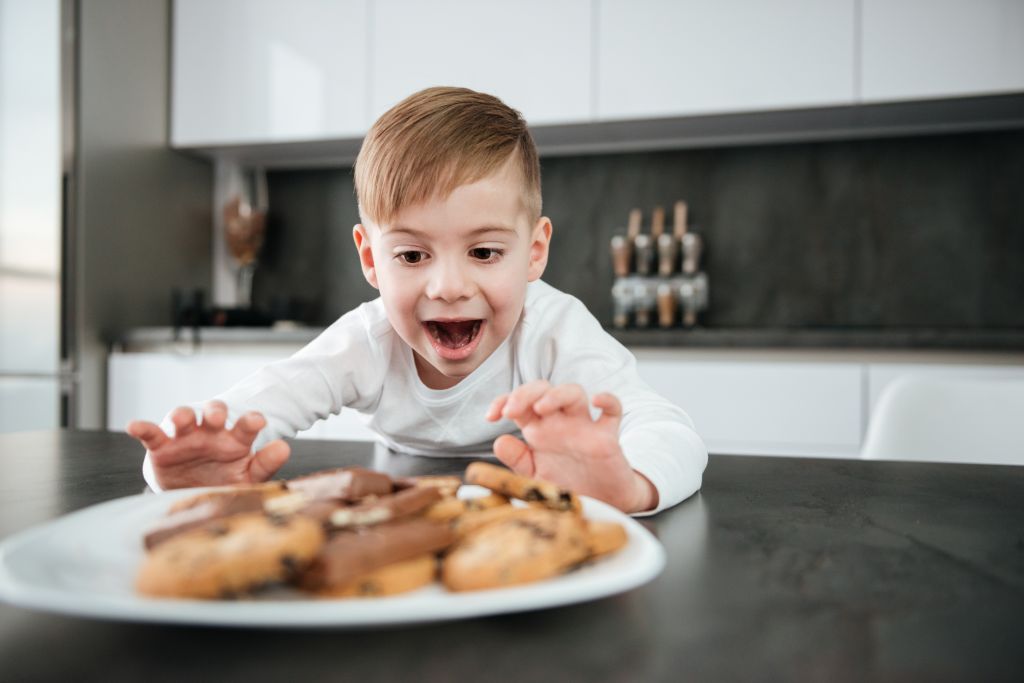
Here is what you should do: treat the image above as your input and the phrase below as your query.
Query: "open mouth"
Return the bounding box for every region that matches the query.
[422,319,484,361]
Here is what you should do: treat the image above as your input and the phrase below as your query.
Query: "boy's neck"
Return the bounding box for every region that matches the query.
[413,352,464,390]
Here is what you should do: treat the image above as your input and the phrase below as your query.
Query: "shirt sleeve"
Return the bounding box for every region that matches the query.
[537,294,708,514]
[141,304,388,492]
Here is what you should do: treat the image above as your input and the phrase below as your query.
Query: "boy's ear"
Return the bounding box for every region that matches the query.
[527,217,553,282]
[352,224,379,289]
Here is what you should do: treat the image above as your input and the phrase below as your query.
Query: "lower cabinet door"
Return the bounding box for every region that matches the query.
[635,357,864,458]
[107,352,376,442]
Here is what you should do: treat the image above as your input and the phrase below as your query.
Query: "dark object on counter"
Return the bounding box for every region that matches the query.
[208,307,275,327]
[172,288,275,343]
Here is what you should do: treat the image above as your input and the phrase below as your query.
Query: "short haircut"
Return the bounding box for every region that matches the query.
[354,86,541,226]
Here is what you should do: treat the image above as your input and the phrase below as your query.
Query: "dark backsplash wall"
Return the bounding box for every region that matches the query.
[254,130,1024,329]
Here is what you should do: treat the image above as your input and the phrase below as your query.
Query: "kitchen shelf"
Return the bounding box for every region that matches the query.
[173,94,1024,169]
[608,327,1024,352]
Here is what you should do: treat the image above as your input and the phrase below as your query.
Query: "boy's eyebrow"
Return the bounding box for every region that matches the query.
[384,224,519,238]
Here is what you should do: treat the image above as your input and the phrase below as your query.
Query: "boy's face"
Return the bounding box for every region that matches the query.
[353,158,551,390]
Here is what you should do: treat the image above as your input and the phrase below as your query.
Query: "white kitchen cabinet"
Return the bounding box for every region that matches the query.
[107,351,377,442]
[596,0,857,120]
[635,357,864,458]
[860,0,1024,103]
[109,346,1024,460]
[369,0,592,125]
[168,0,1024,150]
[172,0,368,145]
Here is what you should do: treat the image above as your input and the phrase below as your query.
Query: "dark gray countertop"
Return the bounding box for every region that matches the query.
[1,430,1022,681]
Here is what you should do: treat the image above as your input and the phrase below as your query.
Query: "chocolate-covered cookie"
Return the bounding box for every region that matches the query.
[144,490,264,550]
[329,486,442,528]
[167,481,287,514]
[286,467,393,502]
[301,517,455,591]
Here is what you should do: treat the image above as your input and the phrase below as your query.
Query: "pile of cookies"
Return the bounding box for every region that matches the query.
[136,462,628,600]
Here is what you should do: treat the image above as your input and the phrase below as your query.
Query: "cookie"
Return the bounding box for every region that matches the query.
[467,492,511,511]
[264,492,344,526]
[136,512,324,599]
[424,492,511,523]
[442,509,589,591]
[424,497,467,522]
[329,486,442,528]
[167,481,287,514]
[452,504,536,538]
[301,517,455,591]
[585,521,628,558]
[145,490,264,550]
[465,462,581,513]
[316,554,437,598]
[393,475,463,498]
[286,467,393,502]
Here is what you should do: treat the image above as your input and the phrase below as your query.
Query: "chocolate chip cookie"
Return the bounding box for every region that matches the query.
[137,512,325,599]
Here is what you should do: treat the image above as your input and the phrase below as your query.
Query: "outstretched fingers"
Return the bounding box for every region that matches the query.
[492,433,536,477]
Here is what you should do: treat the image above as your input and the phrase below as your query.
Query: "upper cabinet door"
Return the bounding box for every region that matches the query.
[172,0,368,146]
[860,0,1024,103]
[597,0,857,120]
[370,0,592,126]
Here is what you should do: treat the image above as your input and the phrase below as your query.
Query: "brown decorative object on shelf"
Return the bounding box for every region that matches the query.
[223,168,268,309]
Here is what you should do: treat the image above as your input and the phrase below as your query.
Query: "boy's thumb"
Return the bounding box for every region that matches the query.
[492,434,536,477]
[248,439,291,482]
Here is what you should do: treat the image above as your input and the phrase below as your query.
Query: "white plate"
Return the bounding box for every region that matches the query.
[0,486,665,628]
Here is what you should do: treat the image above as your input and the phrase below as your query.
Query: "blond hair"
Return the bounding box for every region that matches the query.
[354,86,541,225]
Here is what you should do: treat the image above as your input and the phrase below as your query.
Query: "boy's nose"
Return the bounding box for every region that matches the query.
[425,260,474,302]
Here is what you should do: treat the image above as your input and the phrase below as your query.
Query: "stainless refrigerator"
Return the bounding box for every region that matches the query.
[0,0,73,432]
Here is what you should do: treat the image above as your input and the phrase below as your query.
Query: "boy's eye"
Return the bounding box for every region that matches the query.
[469,247,503,261]
[397,251,425,264]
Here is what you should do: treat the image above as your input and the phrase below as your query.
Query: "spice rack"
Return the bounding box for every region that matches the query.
[610,202,709,329]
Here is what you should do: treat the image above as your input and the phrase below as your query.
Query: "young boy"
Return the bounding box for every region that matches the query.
[127,87,707,514]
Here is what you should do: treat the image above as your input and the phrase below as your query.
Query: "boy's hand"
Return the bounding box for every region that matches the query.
[125,401,290,490]
[485,381,658,513]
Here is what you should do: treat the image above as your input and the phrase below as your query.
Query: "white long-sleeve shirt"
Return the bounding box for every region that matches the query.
[143,280,707,513]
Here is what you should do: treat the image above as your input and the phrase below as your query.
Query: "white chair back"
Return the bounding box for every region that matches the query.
[861,374,1024,465]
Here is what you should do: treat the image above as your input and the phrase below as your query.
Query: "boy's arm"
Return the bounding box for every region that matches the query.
[136,306,388,490]
[489,371,707,514]
[211,309,388,448]
[602,369,708,514]
[494,294,707,514]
